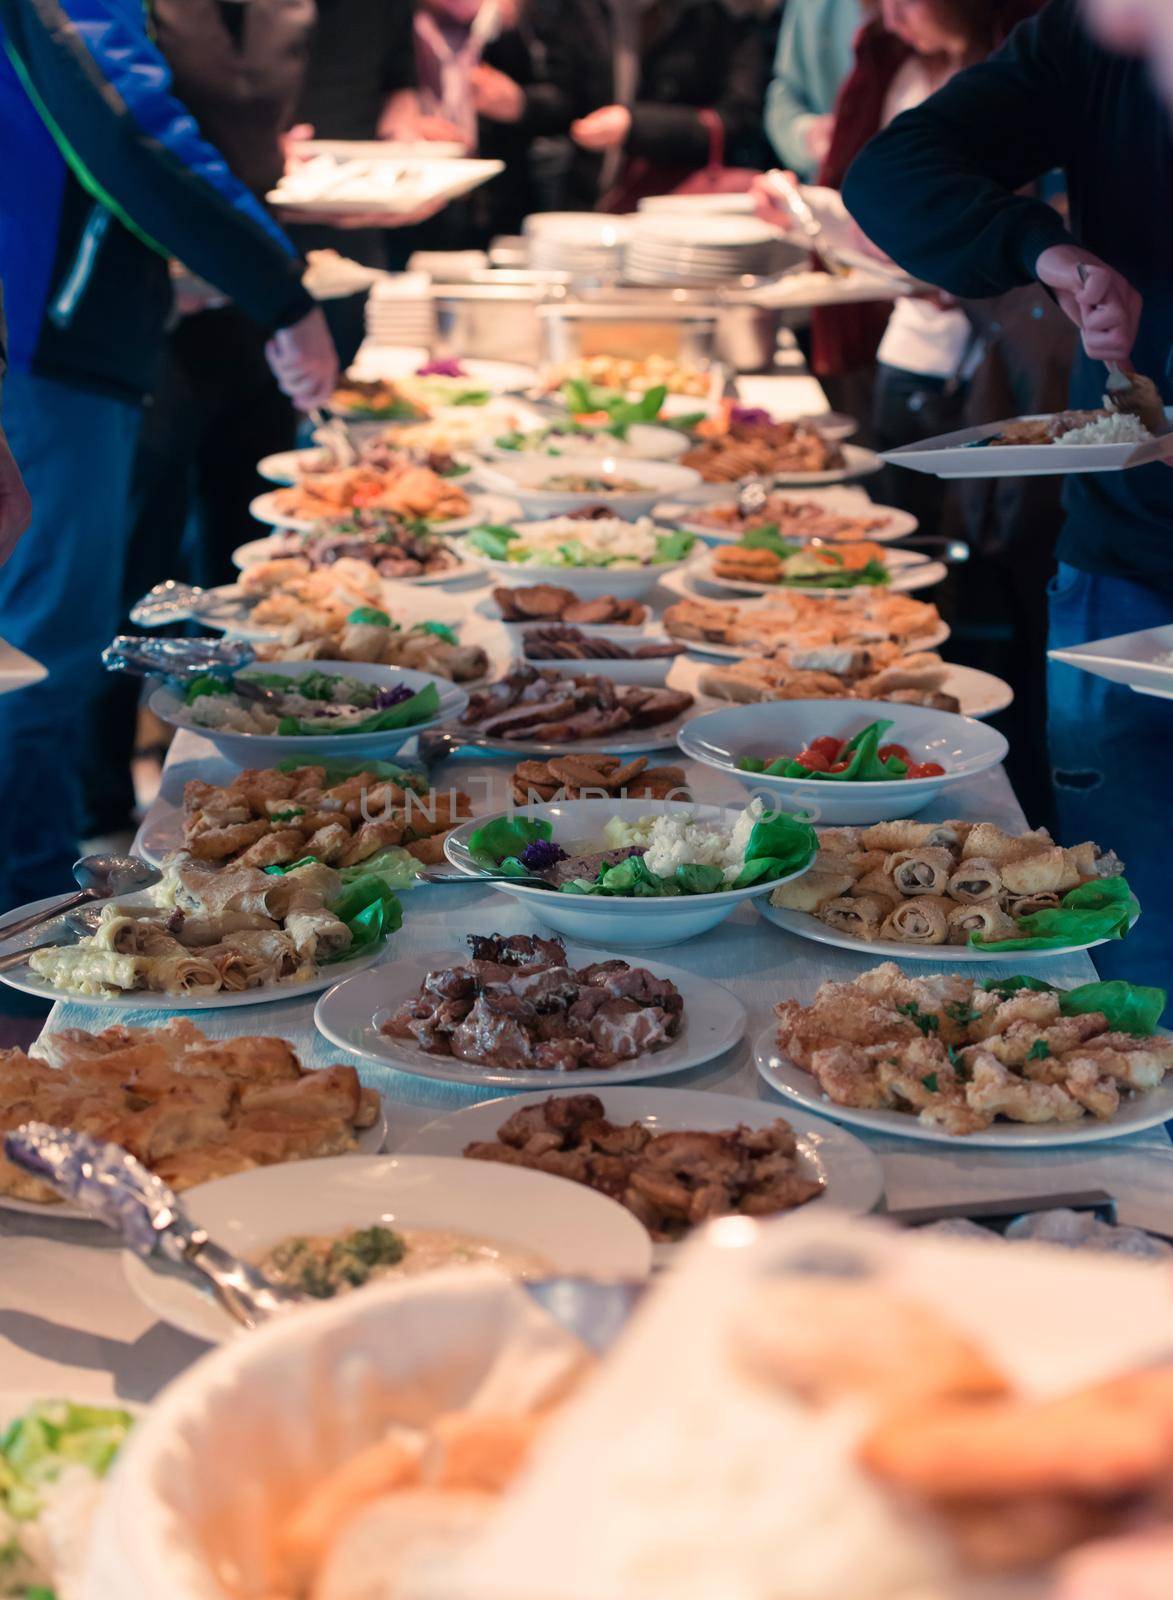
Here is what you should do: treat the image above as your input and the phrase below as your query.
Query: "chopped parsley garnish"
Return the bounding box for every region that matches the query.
[1026,1038,1052,1061]
[269,807,306,823]
[921,1073,939,1092]
[945,1001,981,1024]
[897,1001,939,1036]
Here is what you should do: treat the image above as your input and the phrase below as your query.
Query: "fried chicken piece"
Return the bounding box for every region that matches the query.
[186,819,270,861]
[968,990,1063,1040]
[964,1052,1085,1124]
[805,1043,892,1108]
[1065,1032,1173,1090]
[302,821,352,863]
[339,818,406,865]
[238,828,308,869]
[977,1013,1108,1067]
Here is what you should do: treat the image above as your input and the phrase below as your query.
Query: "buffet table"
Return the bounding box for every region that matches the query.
[3,728,1170,1407]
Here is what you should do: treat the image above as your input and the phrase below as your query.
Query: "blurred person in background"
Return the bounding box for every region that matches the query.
[524,0,769,210]
[840,0,1173,987]
[0,284,31,565]
[0,0,336,917]
[765,0,863,179]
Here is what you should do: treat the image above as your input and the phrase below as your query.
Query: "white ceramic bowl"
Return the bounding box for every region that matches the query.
[678,700,1009,826]
[443,796,814,947]
[485,423,689,463]
[150,659,467,766]
[521,627,683,686]
[473,453,702,518]
[123,1154,652,1344]
[459,522,698,603]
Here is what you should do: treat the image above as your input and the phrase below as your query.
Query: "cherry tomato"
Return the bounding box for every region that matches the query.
[808,735,843,762]
[906,761,946,779]
[827,759,852,773]
[878,743,911,763]
[795,749,831,772]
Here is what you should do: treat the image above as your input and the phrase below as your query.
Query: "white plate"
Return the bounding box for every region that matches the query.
[0,637,47,694]
[667,654,1010,721]
[453,700,699,757]
[231,533,485,586]
[398,1087,884,1256]
[753,1023,1173,1148]
[442,798,812,947]
[714,442,882,488]
[690,544,943,599]
[756,896,1139,966]
[1048,625,1173,697]
[315,944,747,1087]
[124,1153,652,1343]
[473,454,703,520]
[675,616,952,659]
[883,414,1173,478]
[676,698,1010,825]
[0,1097,389,1221]
[655,494,918,545]
[267,156,504,218]
[459,544,696,604]
[348,350,538,396]
[151,659,467,766]
[246,489,511,537]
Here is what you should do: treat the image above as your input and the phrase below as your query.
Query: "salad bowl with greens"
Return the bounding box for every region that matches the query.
[462,516,698,601]
[473,452,702,520]
[489,383,691,463]
[444,797,817,946]
[150,660,466,765]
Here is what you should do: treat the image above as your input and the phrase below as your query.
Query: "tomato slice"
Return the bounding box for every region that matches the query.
[795,749,831,772]
[878,743,911,763]
[906,761,946,779]
[826,759,852,773]
[808,734,843,762]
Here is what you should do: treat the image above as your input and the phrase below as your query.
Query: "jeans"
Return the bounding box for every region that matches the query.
[0,371,142,911]
[1047,562,1173,988]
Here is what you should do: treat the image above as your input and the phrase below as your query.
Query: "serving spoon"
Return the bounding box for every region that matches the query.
[0,854,162,954]
[416,868,558,890]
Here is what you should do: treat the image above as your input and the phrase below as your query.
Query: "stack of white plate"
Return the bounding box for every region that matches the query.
[364,272,435,344]
[523,212,630,277]
[636,192,756,216]
[624,214,787,286]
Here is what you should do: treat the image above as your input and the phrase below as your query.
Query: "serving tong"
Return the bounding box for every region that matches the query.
[129,579,256,630]
[102,634,257,681]
[0,855,161,971]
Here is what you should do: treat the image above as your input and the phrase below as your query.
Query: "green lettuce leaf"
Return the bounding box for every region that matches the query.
[327,879,404,961]
[979,973,1165,1035]
[467,815,552,868]
[339,846,420,893]
[275,754,428,792]
[971,876,1140,952]
[674,862,725,895]
[276,681,441,739]
[183,673,233,704]
[740,524,801,559]
[347,606,392,627]
[653,528,696,564]
[420,620,458,645]
[466,524,518,562]
[732,811,818,888]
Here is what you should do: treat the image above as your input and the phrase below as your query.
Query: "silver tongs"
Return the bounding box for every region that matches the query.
[3,1126,302,1331]
[759,170,851,278]
[130,579,253,629]
[101,634,256,681]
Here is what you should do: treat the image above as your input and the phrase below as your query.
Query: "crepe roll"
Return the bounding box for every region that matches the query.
[770,868,858,913]
[1006,892,1061,918]
[946,857,1003,904]
[853,868,900,907]
[28,946,146,994]
[814,827,862,855]
[859,821,939,851]
[999,847,1081,896]
[816,894,890,941]
[889,847,955,897]
[145,953,223,997]
[880,895,952,945]
[283,860,343,912]
[923,821,972,850]
[175,910,279,948]
[285,909,353,963]
[946,901,1017,944]
[960,823,1053,864]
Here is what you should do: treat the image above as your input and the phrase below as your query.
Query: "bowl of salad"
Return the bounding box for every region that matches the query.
[678,701,1009,825]
[461,515,698,600]
[443,797,817,946]
[151,660,467,765]
[474,453,702,519]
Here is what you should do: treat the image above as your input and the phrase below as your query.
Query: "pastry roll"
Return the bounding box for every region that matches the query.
[946,857,1003,904]
[859,820,938,851]
[853,868,900,906]
[924,820,972,850]
[816,894,890,940]
[814,827,862,855]
[946,901,1017,944]
[880,895,951,945]
[285,909,352,962]
[144,954,222,996]
[1000,847,1081,896]
[889,847,955,897]
[28,947,146,994]
[769,868,858,913]
[1006,892,1061,918]
[960,823,1052,864]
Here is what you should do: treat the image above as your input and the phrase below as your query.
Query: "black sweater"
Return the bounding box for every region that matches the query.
[842,0,1173,595]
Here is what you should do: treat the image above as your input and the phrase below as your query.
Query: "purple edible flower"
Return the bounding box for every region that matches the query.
[374,683,415,709]
[519,839,567,872]
[416,358,466,378]
[730,405,773,428]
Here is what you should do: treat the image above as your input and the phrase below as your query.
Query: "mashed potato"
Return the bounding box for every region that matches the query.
[602,802,763,885]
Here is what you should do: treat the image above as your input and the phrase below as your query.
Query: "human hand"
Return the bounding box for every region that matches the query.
[571,105,632,152]
[1035,243,1142,362]
[281,122,315,170]
[1051,1531,1173,1600]
[750,171,802,232]
[0,425,32,565]
[265,307,339,411]
[803,113,834,165]
[377,89,466,146]
[471,63,525,123]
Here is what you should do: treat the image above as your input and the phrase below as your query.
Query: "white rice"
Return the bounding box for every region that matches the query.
[1060,412,1152,446]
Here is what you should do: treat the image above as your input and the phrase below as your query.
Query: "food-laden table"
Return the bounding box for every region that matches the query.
[3,728,1171,1406]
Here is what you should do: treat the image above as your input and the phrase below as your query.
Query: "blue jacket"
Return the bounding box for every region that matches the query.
[0,0,314,400]
[764,0,860,179]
